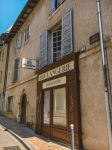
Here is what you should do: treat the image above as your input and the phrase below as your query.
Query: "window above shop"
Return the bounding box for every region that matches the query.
[50,0,65,15]
[39,9,73,68]
[52,25,62,62]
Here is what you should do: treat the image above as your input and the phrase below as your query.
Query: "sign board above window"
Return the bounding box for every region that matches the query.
[22,58,37,70]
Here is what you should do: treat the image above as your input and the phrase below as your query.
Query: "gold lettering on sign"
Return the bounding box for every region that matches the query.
[39,61,74,81]
[42,76,66,89]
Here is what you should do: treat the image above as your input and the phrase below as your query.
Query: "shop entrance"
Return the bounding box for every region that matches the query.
[36,54,83,148]
[20,94,27,124]
[42,87,66,139]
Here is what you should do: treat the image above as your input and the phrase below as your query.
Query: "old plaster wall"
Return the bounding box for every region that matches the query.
[79,44,112,150]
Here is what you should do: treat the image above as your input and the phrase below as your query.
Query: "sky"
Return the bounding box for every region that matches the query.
[0,0,28,35]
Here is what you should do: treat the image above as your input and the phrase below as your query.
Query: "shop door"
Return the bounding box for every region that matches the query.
[42,87,67,142]
[42,90,51,137]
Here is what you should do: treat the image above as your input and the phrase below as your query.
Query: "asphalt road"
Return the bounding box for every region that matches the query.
[0,125,27,150]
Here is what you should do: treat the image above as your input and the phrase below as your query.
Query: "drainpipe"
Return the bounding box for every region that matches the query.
[96,1,112,150]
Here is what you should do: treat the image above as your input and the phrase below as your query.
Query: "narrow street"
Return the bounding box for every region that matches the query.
[0,125,27,150]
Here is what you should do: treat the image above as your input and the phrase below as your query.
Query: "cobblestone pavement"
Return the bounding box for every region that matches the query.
[0,116,70,150]
[0,125,26,150]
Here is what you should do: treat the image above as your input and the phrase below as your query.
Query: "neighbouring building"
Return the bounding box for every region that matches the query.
[1,0,112,150]
[0,33,9,115]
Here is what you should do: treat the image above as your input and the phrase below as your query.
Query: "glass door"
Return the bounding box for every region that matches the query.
[43,90,50,124]
[42,90,51,137]
[53,88,66,127]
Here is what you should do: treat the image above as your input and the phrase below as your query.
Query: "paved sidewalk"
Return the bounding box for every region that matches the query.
[0,116,70,150]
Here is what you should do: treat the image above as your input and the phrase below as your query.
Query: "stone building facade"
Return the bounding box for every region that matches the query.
[0,33,9,115]
[1,0,112,150]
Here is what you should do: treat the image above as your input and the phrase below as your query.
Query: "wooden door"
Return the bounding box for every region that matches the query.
[20,94,27,124]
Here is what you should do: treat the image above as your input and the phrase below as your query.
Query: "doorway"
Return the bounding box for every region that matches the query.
[20,94,27,124]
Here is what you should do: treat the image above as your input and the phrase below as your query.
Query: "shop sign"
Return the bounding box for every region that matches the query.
[42,76,66,89]
[39,61,74,81]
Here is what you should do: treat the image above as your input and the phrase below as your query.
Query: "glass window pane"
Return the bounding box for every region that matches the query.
[53,88,66,127]
[44,91,50,124]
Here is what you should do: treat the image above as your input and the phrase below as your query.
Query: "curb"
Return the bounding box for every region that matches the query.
[0,124,36,150]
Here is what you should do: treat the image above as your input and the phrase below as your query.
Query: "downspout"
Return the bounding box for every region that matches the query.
[3,41,10,115]
[96,1,112,150]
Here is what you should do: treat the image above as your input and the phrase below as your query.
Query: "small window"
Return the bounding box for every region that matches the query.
[50,0,65,15]
[13,58,19,82]
[7,96,13,112]
[24,25,30,42]
[0,71,2,82]
[52,25,62,62]
[0,51,2,61]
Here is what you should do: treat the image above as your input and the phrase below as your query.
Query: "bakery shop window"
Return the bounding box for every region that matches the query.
[53,87,66,127]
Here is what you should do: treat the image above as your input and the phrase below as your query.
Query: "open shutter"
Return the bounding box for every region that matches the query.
[57,0,65,7]
[39,31,48,68]
[18,33,22,48]
[50,0,55,15]
[48,31,53,64]
[13,42,17,55]
[13,58,19,82]
[62,10,73,57]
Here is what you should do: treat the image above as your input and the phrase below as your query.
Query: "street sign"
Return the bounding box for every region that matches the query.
[22,58,37,70]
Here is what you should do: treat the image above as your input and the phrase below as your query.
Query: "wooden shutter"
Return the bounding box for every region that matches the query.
[62,10,73,56]
[13,42,16,55]
[48,31,53,64]
[18,33,22,48]
[13,58,19,82]
[50,0,55,15]
[39,31,48,67]
[57,0,65,7]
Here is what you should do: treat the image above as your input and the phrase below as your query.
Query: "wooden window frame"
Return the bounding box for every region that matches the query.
[52,25,62,63]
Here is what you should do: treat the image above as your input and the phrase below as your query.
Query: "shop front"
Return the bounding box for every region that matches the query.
[36,54,83,149]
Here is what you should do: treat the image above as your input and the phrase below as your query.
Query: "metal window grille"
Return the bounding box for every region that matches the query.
[52,27,62,62]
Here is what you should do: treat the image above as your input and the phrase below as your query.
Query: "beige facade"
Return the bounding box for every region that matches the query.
[0,43,8,114]
[2,0,112,149]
